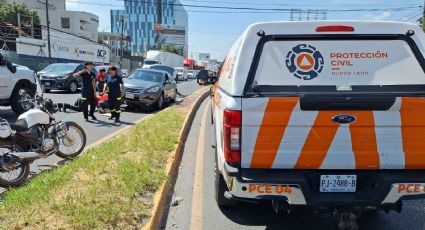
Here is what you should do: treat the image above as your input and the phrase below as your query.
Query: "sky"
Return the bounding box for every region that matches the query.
[65,0,423,60]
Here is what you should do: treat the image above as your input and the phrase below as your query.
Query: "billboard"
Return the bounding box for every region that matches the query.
[16,28,110,64]
[155,23,186,46]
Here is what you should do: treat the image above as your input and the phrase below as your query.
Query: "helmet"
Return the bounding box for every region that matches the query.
[43,98,55,113]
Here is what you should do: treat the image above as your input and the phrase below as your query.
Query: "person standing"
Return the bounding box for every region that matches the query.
[105,66,124,123]
[73,62,97,122]
[96,68,107,93]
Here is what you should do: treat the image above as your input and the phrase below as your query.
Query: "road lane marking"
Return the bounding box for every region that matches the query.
[190,101,210,230]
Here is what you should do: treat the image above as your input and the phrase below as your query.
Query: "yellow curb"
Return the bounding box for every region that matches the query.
[142,86,210,230]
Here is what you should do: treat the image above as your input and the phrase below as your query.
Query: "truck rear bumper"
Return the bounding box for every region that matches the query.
[222,163,425,207]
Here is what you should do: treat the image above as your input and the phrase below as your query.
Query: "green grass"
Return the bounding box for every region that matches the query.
[0,108,185,229]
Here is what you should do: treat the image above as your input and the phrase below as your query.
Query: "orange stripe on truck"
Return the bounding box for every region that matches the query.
[400,97,425,169]
[295,111,339,169]
[349,111,380,169]
[250,98,298,168]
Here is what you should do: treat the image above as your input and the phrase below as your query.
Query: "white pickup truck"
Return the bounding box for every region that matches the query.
[0,54,36,114]
[208,21,425,229]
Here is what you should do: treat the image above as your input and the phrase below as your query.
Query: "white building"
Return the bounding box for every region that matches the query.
[6,0,99,41]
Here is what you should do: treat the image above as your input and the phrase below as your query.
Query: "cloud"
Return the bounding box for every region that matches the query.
[65,0,79,10]
[363,11,392,21]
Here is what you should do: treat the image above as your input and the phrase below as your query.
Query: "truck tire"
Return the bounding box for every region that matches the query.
[10,83,35,115]
[215,151,238,207]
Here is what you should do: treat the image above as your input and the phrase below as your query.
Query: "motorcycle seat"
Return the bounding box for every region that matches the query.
[10,119,28,132]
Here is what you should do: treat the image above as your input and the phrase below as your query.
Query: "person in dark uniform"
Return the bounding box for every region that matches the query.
[73,62,97,122]
[104,66,124,123]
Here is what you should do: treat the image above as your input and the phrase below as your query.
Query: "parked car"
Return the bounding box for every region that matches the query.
[124,69,177,110]
[188,70,196,79]
[38,63,97,93]
[175,67,188,81]
[0,54,36,114]
[145,64,178,81]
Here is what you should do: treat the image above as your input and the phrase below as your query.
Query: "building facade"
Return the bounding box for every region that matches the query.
[6,0,99,41]
[111,0,188,57]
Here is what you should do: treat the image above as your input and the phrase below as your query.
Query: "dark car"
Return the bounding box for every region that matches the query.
[145,64,177,81]
[196,69,216,84]
[124,69,177,110]
[38,63,98,93]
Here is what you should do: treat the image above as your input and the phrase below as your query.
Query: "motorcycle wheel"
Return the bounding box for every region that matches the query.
[56,122,87,159]
[0,146,30,187]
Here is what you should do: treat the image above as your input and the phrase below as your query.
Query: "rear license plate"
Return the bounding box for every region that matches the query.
[45,82,50,86]
[320,175,357,193]
[125,93,134,99]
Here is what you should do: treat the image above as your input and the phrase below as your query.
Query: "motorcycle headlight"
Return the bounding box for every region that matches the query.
[145,87,160,93]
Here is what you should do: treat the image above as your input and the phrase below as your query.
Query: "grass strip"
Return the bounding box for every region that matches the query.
[0,108,185,229]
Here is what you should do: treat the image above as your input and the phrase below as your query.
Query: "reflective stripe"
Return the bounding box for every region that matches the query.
[117,97,122,100]
[349,111,380,169]
[400,97,425,169]
[111,109,115,112]
[115,110,121,113]
[80,97,87,100]
[294,111,339,169]
[250,97,298,168]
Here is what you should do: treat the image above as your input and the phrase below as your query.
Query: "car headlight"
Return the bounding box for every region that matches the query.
[145,87,160,93]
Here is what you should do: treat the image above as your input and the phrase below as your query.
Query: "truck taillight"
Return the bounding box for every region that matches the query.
[316,25,355,32]
[223,109,241,164]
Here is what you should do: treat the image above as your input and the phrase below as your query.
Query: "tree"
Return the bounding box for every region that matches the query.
[161,44,180,55]
[0,2,40,27]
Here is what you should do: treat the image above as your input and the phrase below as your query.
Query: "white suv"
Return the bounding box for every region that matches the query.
[0,54,36,114]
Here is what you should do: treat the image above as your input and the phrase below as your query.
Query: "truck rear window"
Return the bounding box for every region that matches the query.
[253,38,425,88]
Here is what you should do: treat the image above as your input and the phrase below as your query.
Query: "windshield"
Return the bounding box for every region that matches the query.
[127,70,163,82]
[176,68,184,73]
[144,60,158,65]
[188,70,194,74]
[43,64,78,73]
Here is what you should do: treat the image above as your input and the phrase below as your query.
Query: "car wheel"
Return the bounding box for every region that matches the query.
[68,81,78,93]
[10,84,35,115]
[170,90,177,103]
[154,93,164,110]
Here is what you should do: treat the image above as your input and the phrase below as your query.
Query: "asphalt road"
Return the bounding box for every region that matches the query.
[0,79,200,192]
[163,98,425,230]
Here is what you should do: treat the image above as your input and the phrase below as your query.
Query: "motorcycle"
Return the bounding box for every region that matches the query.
[0,95,86,187]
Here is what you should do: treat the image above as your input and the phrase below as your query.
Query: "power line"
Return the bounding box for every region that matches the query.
[183,0,422,7]
[66,0,422,13]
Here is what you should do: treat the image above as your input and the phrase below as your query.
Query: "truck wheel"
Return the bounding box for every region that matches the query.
[215,152,238,207]
[10,84,35,115]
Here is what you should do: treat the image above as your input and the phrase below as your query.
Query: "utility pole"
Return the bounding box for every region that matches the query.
[120,15,125,67]
[38,0,52,60]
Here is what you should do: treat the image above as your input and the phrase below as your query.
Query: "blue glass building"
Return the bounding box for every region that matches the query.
[111,0,188,56]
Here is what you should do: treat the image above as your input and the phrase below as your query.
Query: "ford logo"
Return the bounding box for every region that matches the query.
[332,114,356,124]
